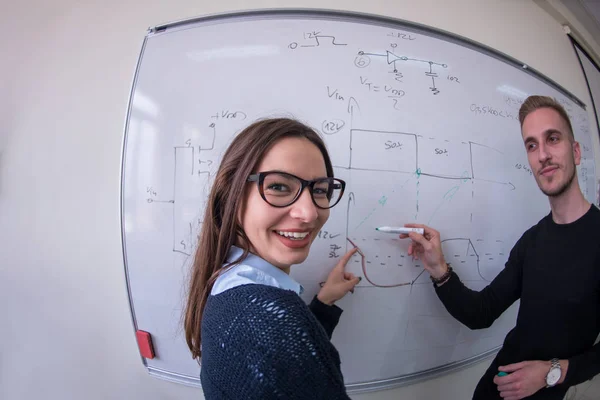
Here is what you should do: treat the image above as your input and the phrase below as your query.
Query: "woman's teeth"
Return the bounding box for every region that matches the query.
[276,231,309,240]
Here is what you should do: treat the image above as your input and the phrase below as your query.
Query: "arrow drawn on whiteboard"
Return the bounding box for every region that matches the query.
[475,178,516,190]
[347,96,360,117]
[147,199,175,204]
[345,192,355,240]
[347,97,360,168]
[347,191,356,206]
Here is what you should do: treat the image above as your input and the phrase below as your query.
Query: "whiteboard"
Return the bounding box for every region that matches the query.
[121,10,598,392]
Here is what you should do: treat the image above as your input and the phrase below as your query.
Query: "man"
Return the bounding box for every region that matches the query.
[403,95,600,399]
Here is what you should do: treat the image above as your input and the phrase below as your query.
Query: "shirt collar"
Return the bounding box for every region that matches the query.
[226,246,304,295]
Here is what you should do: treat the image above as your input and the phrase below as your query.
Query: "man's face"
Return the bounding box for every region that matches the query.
[521,107,580,197]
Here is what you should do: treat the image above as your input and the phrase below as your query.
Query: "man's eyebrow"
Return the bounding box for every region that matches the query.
[543,128,563,136]
[523,129,563,143]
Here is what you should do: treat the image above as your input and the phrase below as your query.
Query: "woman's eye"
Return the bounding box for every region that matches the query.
[267,183,291,192]
[312,187,329,197]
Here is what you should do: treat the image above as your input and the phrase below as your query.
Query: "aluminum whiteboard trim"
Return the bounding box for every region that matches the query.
[346,346,499,394]
[143,347,499,394]
[147,8,586,109]
[148,366,201,387]
[120,34,151,367]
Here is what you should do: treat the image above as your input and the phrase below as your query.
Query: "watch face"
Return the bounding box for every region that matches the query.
[546,368,561,386]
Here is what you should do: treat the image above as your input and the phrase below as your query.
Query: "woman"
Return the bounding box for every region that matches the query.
[184,118,360,399]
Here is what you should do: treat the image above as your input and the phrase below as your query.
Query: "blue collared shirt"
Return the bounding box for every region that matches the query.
[211,246,304,296]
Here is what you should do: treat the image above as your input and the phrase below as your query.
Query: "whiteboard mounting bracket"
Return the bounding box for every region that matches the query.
[147,25,168,35]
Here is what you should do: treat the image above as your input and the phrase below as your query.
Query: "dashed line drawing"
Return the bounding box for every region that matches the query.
[333,127,515,190]
[323,97,513,289]
[347,236,412,288]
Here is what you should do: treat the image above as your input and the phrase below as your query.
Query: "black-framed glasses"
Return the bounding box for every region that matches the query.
[247,171,346,209]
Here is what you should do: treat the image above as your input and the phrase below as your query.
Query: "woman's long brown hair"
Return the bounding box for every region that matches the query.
[184,118,334,360]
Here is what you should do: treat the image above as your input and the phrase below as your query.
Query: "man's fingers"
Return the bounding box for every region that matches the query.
[495,373,518,384]
[408,241,425,251]
[407,232,430,249]
[499,362,526,373]
[405,223,439,237]
[496,382,519,391]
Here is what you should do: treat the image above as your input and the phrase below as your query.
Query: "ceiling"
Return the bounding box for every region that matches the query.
[562,0,600,55]
[581,0,600,29]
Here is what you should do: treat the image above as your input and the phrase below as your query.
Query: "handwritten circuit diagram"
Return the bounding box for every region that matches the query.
[142,28,594,291]
[124,19,598,385]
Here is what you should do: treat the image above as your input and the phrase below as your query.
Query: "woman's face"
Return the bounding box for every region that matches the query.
[240,137,330,273]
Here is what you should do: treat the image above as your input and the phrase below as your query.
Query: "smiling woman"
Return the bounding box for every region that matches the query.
[183,118,360,400]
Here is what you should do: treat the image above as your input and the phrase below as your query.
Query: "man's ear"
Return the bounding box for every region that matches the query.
[573,140,582,166]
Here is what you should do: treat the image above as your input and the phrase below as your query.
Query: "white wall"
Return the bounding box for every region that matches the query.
[1,1,598,399]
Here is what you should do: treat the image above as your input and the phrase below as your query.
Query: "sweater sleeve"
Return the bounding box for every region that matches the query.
[308,296,343,339]
[563,248,600,386]
[435,230,529,329]
[564,341,600,386]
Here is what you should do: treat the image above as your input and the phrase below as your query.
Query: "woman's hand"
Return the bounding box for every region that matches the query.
[317,248,361,305]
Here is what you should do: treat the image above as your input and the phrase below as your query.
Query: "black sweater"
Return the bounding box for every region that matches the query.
[200,284,350,400]
[437,205,600,397]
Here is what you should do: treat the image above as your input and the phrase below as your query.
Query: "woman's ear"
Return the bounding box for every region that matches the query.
[236,186,248,227]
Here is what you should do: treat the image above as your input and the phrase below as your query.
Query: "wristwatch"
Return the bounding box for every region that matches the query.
[545,358,561,388]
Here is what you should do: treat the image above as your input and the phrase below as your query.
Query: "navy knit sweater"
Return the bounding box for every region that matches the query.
[200,284,351,399]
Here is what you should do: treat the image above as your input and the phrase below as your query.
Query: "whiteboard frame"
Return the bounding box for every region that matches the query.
[120,35,150,369]
[144,348,499,393]
[147,8,585,107]
[120,8,589,393]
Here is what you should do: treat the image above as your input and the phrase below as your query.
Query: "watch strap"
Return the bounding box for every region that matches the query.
[546,358,561,388]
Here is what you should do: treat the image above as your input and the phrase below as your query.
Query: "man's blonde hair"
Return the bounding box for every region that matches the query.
[518,95,574,141]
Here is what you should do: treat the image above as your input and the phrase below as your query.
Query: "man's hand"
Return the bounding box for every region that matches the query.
[317,248,361,305]
[493,360,558,400]
[399,223,448,279]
